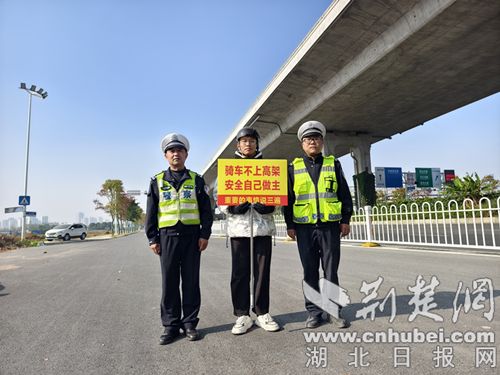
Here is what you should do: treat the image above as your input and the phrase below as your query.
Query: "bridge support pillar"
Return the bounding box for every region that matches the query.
[324,135,376,208]
[350,141,376,209]
[350,141,372,175]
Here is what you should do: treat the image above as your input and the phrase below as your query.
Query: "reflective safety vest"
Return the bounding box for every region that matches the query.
[155,171,200,228]
[292,156,342,224]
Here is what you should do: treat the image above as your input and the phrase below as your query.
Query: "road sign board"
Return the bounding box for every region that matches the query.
[384,167,403,188]
[26,211,36,217]
[444,169,455,183]
[5,206,23,213]
[416,168,433,187]
[126,190,142,196]
[432,168,442,188]
[375,167,402,188]
[18,196,30,206]
[375,167,386,188]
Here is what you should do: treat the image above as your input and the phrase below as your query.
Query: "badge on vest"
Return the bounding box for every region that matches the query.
[163,191,172,200]
[182,190,192,199]
[324,177,334,192]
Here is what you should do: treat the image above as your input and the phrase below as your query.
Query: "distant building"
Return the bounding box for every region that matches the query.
[42,216,49,224]
[9,218,18,229]
[28,217,40,225]
[78,212,85,223]
[0,218,17,230]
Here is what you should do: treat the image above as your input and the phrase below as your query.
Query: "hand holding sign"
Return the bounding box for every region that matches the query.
[252,202,274,214]
[228,201,251,215]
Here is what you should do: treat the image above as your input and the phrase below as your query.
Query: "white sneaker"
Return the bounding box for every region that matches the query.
[255,313,280,332]
[231,315,253,335]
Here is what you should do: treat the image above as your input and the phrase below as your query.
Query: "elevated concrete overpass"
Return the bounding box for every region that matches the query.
[202,0,500,190]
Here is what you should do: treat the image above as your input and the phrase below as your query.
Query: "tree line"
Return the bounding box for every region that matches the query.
[94,179,144,235]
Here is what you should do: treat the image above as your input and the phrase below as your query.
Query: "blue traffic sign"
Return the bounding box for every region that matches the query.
[384,168,403,188]
[19,195,30,206]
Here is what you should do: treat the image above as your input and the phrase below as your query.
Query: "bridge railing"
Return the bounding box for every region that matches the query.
[212,197,500,250]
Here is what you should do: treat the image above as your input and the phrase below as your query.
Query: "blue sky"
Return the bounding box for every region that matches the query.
[1,1,499,224]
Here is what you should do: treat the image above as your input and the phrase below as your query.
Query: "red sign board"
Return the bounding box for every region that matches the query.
[444,169,455,183]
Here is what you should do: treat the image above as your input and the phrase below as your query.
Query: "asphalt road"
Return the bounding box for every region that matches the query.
[1,234,499,374]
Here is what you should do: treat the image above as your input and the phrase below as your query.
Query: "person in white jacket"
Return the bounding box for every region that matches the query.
[219,128,280,335]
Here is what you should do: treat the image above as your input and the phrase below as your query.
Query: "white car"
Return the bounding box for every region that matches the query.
[45,224,87,241]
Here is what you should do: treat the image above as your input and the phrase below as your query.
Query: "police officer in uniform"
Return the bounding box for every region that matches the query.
[283,121,353,329]
[146,133,213,345]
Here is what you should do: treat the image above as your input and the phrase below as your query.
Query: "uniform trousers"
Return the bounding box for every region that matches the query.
[295,223,341,317]
[230,236,272,317]
[159,232,201,332]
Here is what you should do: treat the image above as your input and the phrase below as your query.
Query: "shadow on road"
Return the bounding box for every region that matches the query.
[198,311,308,336]
[343,289,500,322]
[0,282,8,297]
[274,311,309,327]
[198,322,234,336]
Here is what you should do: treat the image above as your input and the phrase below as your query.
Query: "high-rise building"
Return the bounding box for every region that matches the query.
[78,212,85,223]
[42,216,49,224]
[9,218,18,229]
[27,217,40,225]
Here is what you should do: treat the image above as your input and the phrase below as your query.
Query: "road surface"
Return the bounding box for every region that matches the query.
[1,234,498,374]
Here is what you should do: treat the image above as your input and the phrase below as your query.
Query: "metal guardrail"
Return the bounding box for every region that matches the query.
[348,197,499,249]
[212,198,500,250]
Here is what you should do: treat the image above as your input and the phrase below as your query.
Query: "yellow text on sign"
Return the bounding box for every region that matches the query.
[217,159,288,206]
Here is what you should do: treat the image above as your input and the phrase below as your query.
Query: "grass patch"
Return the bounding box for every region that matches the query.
[0,233,44,251]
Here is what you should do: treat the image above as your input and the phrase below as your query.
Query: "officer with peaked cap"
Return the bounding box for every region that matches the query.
[145,132,213,345]
[283,121,353,329]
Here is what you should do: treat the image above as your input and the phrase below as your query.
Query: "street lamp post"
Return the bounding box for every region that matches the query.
[19,83,48,240]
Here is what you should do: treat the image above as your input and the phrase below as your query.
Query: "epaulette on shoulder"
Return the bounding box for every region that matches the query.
[152,171,165,180]
[188,169,202,179]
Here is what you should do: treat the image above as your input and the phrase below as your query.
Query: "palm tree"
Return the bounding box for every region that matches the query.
[443,173,499,204]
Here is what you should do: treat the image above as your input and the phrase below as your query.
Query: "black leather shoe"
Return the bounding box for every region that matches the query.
[159,330,179,345]
[305,315,323,328]
[185,328,200,341]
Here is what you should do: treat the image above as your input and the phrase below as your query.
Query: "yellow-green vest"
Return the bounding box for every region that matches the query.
[156,171,200,228]
[292,156,342,224]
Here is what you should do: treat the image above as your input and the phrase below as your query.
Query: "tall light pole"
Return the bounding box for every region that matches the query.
[19,83,48,240]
